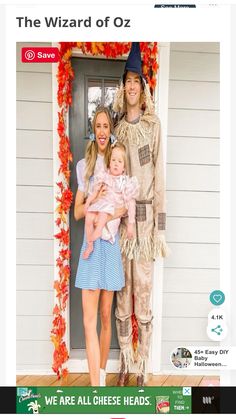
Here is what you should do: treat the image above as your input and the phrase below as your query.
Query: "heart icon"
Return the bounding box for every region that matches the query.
[210,290,225,306]
[213,294,222,303]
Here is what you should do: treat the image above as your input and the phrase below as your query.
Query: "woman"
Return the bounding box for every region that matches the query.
[74,106,126,386]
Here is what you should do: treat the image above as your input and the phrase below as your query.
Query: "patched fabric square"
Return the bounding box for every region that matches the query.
[158,213,166,230]
[120,319,129,337]
[136,203,146,222]
[138,145,151,166]
[138,326,142,344]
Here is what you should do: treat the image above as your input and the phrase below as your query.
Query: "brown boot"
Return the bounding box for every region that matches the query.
[117,353,129,386]
[117,371,129,386]
[137,374,145,387]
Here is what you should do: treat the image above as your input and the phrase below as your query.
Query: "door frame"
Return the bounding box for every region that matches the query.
[52,42,170,374]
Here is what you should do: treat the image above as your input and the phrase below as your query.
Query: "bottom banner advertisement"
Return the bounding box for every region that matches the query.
[8,385,236,414]
[16,386,191,414]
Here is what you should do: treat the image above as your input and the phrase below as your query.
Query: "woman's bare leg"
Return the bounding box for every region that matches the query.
[99,290,114,369]
[82,289,100,386]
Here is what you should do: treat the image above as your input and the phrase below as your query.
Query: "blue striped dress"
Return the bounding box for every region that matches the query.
[75,233,125,291]
[74,156,125,291]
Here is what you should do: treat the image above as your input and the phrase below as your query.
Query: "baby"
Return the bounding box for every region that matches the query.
[83,142,139,259]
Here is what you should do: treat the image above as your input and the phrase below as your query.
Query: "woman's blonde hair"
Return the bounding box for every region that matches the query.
[84,106,113,192]
[109,142,128,173]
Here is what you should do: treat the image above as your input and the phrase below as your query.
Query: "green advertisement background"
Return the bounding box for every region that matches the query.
[16,386,191,414]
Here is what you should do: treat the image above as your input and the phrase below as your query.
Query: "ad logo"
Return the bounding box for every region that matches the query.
[23,50,35,61]
[202,396,214,405]
[21,47,59,63]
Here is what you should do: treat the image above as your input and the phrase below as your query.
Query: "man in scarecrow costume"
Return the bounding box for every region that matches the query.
[113,42,168,386]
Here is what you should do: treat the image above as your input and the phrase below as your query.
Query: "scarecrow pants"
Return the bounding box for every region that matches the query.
[115,256,153,376]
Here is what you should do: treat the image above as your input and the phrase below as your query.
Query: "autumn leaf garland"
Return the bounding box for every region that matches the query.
[51,42,158,379]
[51,43,74,379]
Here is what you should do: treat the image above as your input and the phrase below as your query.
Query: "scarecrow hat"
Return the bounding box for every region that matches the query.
[123,42,144,83]
[113,42,154,115]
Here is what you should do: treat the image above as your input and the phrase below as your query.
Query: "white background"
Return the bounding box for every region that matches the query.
[0,2,235,418]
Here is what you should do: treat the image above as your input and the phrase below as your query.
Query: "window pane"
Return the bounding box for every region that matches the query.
[104,79,119,106]
[87,78,120,133]
[88,79,102,133]
[104,80,120,126]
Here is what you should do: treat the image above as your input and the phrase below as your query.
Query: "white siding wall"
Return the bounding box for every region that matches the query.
[16,43,54,372]
[161,42,220,371]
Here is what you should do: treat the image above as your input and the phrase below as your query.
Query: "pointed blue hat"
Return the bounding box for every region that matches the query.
[123,42,144,83]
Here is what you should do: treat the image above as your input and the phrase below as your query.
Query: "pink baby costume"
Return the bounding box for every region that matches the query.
[88,171,140,244]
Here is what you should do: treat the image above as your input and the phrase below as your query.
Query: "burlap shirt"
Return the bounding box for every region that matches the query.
[115,112,168,261]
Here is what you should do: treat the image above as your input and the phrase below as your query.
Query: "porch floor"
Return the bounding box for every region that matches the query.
[16,374,220,387]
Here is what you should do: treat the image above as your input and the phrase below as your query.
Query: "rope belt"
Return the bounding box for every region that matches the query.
[136,199,153,205]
